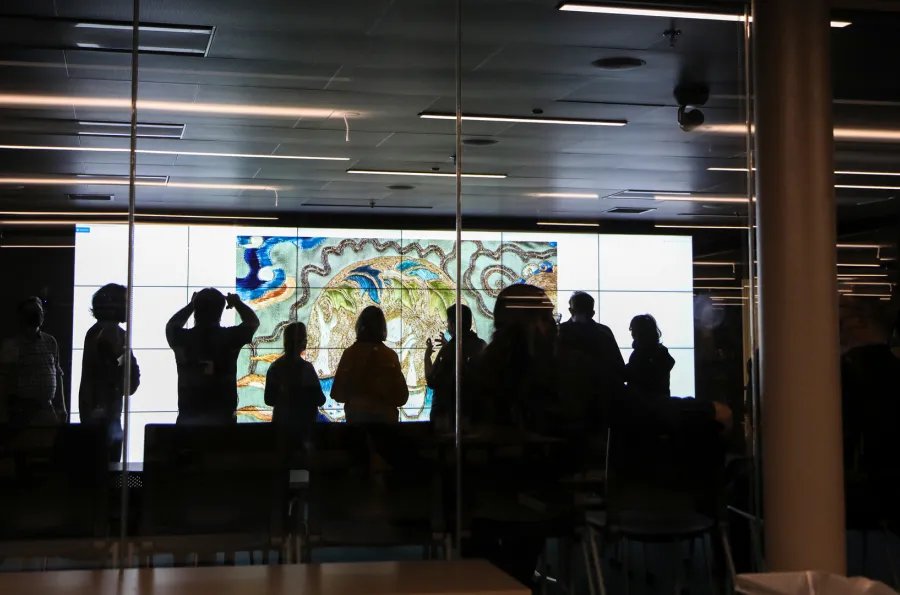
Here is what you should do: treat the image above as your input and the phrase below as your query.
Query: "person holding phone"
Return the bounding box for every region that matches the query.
[424,304,486,431]
[166,289,259,425]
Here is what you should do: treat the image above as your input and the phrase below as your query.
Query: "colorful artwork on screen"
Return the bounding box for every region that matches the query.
[235,236,558,422]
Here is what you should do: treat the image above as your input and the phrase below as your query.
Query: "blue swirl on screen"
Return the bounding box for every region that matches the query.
[237,236,294,301]
[345,264,384,304]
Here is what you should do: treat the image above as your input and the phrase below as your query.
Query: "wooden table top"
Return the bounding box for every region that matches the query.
[0,560,528,595]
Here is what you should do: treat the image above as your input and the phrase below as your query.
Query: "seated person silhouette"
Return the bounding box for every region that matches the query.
[264,322,325,438]
[79,283,140,462]
[166,289,259,425]
[331,306,408,424]
[0,297,67,426]
[625,314,676,399]
[424,304,486,430]
[558,291,625,383]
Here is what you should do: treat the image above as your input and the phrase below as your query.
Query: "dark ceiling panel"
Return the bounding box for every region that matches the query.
[0,0,893,230]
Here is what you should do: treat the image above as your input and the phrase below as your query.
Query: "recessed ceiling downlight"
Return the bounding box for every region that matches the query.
[462,138,499,146]
[592,57,646,71]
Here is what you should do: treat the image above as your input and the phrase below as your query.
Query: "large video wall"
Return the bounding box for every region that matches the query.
[72,225,695,461]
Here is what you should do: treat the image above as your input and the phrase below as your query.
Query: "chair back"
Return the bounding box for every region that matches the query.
[0,424,108,540]
[606,421,726,521]
[141,424,287,540]
[307,422,441,543]
[458,432,579,533]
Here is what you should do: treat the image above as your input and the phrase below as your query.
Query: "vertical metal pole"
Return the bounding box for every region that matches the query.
[753,0,846,574]
[741,8,765,573]
[454,0,464,559]
[119,0,140,568]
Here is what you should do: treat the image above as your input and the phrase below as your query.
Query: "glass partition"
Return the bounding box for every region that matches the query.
[0,3,135,570]
[119,0,460,569]
[830,8,900,582]
[459,2,757,591]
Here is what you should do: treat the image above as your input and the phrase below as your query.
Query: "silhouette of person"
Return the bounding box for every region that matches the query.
[424,304,486,431]
[166,289,259,425]
[0,297,67,426]
[558,291,626,383]
[264,321,325,438]
[626,314,676,399]
[467,285,731,587]
[331,306,408,424]
[79,284,140,462]
[840,301,900,479]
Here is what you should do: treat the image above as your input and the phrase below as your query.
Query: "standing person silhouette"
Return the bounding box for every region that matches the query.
[625,314,675,399]
[166,289,259,425]
[79,283,140,462]
[558,291,626,384]
[264,321,325,438]
[0,297,67,426]
[331,306,408,424]
[424,304,486,431]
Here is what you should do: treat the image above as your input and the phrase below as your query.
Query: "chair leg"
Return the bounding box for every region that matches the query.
[881,526,899,589]
[719,526,737,593]
[862,530,869,577]
[582,535,598,595]
[559,536,573,595]
[537,545,549,595]
[109,541,120,570]
[588,526,608,595]
[703,535,715,595]
[673,542,684,595]
[623,537,631,595]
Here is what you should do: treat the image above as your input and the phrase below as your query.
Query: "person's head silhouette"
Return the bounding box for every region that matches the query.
[568,291,595,323]
[446,304,474,338]
[17,297,44,331]
[193,288,227,327]
[630,314,662,348]
[355,305,387,343]
[283,322,309,358]
[91,283,127,323]
[493,283,556,344]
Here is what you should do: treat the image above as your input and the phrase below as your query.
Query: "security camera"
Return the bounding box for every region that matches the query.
[674,83,710,132]
[677,106,705,132]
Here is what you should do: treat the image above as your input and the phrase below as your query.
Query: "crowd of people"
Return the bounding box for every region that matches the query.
[3,281,899,583]
[0,284,723,456]
[0,283,734,585]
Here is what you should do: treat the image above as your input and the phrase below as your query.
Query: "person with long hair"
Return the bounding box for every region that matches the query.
[626,314,676,399]
[331,306,408,423]
[264,322,325,438]
[79,283,140,461]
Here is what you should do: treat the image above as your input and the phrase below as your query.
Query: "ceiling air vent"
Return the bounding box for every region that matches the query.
[68,194,114,201]
[78,120,185,139]
[462,138,499,146]
[303,203,432,210]
[605,207,655,214]
[72,21,215,57]
[76,174,170,184]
